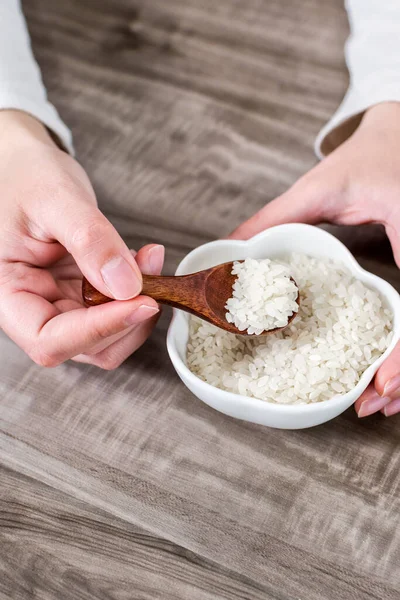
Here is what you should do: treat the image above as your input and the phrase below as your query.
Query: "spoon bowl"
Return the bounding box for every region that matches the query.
[82,261,299,336]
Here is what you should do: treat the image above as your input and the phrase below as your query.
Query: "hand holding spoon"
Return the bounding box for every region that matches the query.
[82,262,299,336]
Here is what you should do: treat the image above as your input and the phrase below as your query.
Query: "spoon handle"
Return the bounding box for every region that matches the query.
[82,272,208,314]
[82,278,113,306]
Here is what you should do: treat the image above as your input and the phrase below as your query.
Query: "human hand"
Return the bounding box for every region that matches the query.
[230,101,400,417]
[0,110,164,369]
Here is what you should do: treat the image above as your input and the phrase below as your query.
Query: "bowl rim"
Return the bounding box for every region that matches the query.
[167,224,400,413]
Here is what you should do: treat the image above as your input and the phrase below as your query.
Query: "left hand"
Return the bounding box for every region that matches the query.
[0,110,164,370]
[229,101,400,418]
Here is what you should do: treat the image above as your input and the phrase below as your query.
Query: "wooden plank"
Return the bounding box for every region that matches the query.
[0,1,399,599]
[23,0,349,239]
[0,466,270,600]
[1,344,399,599]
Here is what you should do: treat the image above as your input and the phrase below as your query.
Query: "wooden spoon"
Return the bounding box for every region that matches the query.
[82,262,299,336]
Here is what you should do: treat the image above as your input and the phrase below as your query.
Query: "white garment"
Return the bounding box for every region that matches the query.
[0,0,73,153]
[0,0,399,160]
[315,0,400,158]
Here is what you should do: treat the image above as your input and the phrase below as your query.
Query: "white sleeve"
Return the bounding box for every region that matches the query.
[0,0,73,153]
[315,0,400,159]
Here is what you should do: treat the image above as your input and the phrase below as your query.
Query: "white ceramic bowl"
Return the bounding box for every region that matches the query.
[167,224,400,429]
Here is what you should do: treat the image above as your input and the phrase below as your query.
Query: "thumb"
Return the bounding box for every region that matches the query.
[385,221,400,270]
[374,341,400,399]
[39,192,142,300]
[229,179,325,240]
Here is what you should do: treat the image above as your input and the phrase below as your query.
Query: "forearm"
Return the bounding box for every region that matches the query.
[0,0,73,153]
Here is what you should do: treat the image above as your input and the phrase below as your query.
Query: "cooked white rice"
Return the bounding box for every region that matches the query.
[225,258,299,334]
[187,253,393,405]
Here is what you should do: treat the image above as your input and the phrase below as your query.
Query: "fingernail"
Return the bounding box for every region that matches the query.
[383,398,400,417]
[358,394,391,418]
[101,256,142,300]
[148,245,165,274]
[125,305,159,326]
[382,374,400,398]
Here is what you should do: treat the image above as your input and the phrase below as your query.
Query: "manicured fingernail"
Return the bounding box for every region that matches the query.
[383,398,400,417]
[125,305,159,326]
[101,256,142,300]
[382,374,400,398]
[148,245,165,274]
[358,394,391,418]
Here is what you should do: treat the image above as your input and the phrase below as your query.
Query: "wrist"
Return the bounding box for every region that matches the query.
[361,102,400,131]
[0,110,56,150]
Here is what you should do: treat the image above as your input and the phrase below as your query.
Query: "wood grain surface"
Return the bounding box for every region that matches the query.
[1,1,400,599]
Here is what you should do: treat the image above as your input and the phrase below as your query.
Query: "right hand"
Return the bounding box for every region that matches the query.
[230,102,400,417]
[0,110,164,369]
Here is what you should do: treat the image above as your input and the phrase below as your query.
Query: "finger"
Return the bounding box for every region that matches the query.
[51,243,166,304]
[229,182,325,240]
[0,289,159,366]
[373,342,400,399]
[135,244,165,276]
[50,260,82,281]
[0,261,62,302]
[30,190,142,300]
[74,324,138,356]
[22,240,68,268]
[384,224,400,269]
[51,254,77,267]
[69,245,164,358]
[52,297,139,355]
[73,313,160,369]
[381,398,400,417]
[354,384,391,418]
[44,245,164,359]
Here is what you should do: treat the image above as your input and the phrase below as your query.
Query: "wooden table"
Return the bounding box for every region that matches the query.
[1,1,399,598]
